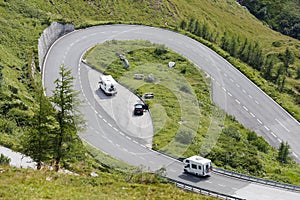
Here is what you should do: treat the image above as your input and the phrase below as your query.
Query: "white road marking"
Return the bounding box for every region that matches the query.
[270,132,277,138]
[113,127,118,132]
[217,67,221,71]
[275,119,290,132]
[116,144,120,148]
[107,123,112,127]
[227,92,232,97]
[222,87,226,92]
[250,112,255,118]
[139,156,145,160]
[255,100,259,104]
[205,180,212,183]
[123,148,128,152]
[224,73,228,77]
[248,95,253,99]
[133,140,138,144]
[211,77,215,81]
[257,118,262,124]
[103,119,107,123]
[235,99,240,104]
[218,184,225,187]
[236,83,240,88]
[126,136,131,140]
[242,89,246,94]
[140,144,146,148]
[277,138,282,143]
[243,106,248,111]
[230,78,234,82]
[119,131,125,136]
[216,81,221,86]
[264,126,270,131]
[292,152,299,158]
[108,139,112,143]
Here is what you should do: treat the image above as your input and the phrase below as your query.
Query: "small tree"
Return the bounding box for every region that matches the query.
[278,141,290,163]
[21,88,57,169]
[51,65,85,171]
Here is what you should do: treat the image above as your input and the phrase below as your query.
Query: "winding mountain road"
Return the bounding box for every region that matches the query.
[43,25,300,200]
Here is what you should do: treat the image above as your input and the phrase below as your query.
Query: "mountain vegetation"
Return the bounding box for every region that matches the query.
[0,0,300,197]
[237,0,300,40]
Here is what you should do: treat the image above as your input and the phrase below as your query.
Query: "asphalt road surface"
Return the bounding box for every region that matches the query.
[43,24,300,200]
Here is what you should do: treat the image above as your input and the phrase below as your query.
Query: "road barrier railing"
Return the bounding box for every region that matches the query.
[167,177,246,200]
[213,167,300,192]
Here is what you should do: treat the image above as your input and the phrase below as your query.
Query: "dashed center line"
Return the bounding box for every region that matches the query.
[255,100,259,105]
[292,152,299,158]
[227,92,232,97]
[235,99,240,104]
[236,83,240,88]
[257,118,262,124]
[250,112,255,118]
[264,125,270,131]
[270,132,277,138]
[126,136,131,140]
[243,106,248,111]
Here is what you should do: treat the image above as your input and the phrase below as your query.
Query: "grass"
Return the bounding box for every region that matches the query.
[0,0,300,197]
[85,40,300,185]
[0,165,214,200]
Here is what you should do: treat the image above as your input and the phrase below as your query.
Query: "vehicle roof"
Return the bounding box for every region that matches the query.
[100,75,117,84]
[185,155,211,164]
[134,104,143,108]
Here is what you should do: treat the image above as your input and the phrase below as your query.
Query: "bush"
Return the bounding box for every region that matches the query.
[0,154,10,165]
[175,130,194,144]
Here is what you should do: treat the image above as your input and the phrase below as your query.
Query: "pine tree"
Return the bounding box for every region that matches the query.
[277,141,290,163]
[187,17,195,33]
[51,65,85,171]
[179,19,187,30]
[21,88,57,169]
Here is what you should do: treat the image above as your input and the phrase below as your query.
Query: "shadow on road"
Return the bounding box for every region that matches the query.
[95,88,116,100]
[178,172,211,183]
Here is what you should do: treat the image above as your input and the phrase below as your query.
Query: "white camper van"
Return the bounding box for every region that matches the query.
[99,75,117,95]
[183,156,212,177]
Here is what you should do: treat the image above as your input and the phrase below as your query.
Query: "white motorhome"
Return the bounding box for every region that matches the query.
[183,155,212,177]
[99,75,117,95]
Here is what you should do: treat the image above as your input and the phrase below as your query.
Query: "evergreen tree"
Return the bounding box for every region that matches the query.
[202,22,209,40]
[229,36,238,57]
[278,141,290,163]
[194,20,201,36]
[21,87,57,170]
[281,48,294,77]
[179,19,187,30]
[221,32,229,51]
[238,38,249,62]
[51,65,85,171]
[187,17,195,33]
[262,56,275,80]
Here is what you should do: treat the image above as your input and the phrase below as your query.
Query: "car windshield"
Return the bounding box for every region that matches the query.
[135,104,143,109]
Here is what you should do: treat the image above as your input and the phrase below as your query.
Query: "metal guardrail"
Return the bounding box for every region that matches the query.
[213,167,300,192]
[167,178,246,200]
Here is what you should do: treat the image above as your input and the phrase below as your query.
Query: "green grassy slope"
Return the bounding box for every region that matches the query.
[0,165,214,200]
[0,0,300,197]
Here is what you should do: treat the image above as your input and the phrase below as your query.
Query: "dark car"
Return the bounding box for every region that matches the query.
[134,103,144,115]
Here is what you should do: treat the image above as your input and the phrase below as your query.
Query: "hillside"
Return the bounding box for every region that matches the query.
[0,0,300,198]
[238,0,300,40]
